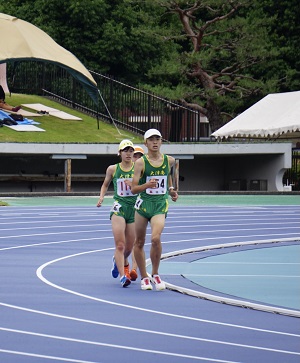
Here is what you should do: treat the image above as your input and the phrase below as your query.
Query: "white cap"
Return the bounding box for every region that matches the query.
[117,139,134,155]
[144,128,162,140]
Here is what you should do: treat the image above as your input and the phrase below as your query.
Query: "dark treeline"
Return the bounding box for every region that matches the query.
[0,0,299,130]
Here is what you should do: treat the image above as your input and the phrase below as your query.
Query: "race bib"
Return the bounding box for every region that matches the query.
[134,196,143,210]
[146,175,167,195]
[116,178,136,197]
[111,201,121,213]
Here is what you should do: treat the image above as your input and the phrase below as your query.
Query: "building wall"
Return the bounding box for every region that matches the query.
[0,142,292,192]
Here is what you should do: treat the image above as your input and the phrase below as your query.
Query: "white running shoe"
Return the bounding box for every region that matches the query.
[151,274,166,291]
[141,277,153,290]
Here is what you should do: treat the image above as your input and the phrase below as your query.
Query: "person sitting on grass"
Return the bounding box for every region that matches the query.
[0,85,21,113]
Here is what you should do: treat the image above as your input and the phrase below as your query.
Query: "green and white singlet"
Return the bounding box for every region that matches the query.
[110,162,136,223]
[135,154,170,219]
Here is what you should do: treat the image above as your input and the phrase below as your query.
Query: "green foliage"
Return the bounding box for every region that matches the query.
[0,0,298,128]
[258,0,300,91]
[137,0,299,128]
[0,0,174,84]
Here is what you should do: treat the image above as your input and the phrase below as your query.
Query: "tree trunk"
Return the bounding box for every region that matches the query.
[190,65,223,132]
[206,98,222,132]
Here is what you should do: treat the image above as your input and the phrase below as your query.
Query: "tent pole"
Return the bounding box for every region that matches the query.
[97,89,122,135]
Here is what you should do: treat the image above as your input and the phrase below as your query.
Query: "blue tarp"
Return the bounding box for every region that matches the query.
[0,110,39,124]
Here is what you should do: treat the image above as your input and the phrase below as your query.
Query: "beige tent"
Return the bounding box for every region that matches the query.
[212,91,300,140]
[0,63,10,93]
[0,13,98,102]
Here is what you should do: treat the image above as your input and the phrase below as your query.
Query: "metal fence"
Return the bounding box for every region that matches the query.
[6,61,299,190]
[283,150,300,191]
[6,61,210,142]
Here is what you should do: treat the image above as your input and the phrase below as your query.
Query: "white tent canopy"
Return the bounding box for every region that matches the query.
[211,91,300,140]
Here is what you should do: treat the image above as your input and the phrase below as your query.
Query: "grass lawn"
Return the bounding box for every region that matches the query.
[0,94,142,143]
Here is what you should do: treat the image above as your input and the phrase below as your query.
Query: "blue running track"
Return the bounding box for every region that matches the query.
[0,200,299,363]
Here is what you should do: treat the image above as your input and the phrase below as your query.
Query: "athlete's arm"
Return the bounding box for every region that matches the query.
[96,165,115,207]
[167,155,178,202]
[131,158,157,194]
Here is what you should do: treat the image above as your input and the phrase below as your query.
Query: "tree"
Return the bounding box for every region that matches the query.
[0,0,174,84]
[258,0,300,92]
[1,0,298,132]
[142,0,279,131]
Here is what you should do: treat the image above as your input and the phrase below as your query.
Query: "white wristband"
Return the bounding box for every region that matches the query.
[169,186,175,191]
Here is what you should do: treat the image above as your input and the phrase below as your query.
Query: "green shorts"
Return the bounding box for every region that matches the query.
[135,197,168,220]
[110,200,135,224]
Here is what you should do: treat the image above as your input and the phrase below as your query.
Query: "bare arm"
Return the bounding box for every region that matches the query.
[168,156,178,202]
[131,158,157,195]
[96,165,115,207]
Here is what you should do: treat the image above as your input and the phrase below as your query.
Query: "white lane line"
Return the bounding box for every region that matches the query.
[0,229,112,239]
[1,225,300,239]
[191,262,300,265]
[1,310,299,358]
[0,300,300,340]
[0,301,295,340]
[0,347,238,363]
[0,349,100,363]
[1,327,299,360]
[1,302,299,340]
[0,224,109,232]
[1,234,299,253]
[0,213,298,225]
[0,237,114,252]
[179,274,300,277]
[34,249,300,337]
[1,220,299,232]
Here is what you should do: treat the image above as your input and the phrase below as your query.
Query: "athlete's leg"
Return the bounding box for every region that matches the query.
[111,215,127,277]
[134,211,148,278]
[149,214,166,276]
[124,222,135,265]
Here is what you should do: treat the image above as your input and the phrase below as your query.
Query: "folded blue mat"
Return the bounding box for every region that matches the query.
[0,110,40,124]
[0,110,13,120]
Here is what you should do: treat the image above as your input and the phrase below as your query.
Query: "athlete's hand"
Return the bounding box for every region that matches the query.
[169,190,178,202]
[124,179,132,188]
[97,197,104,207]
[148,178,158,189]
